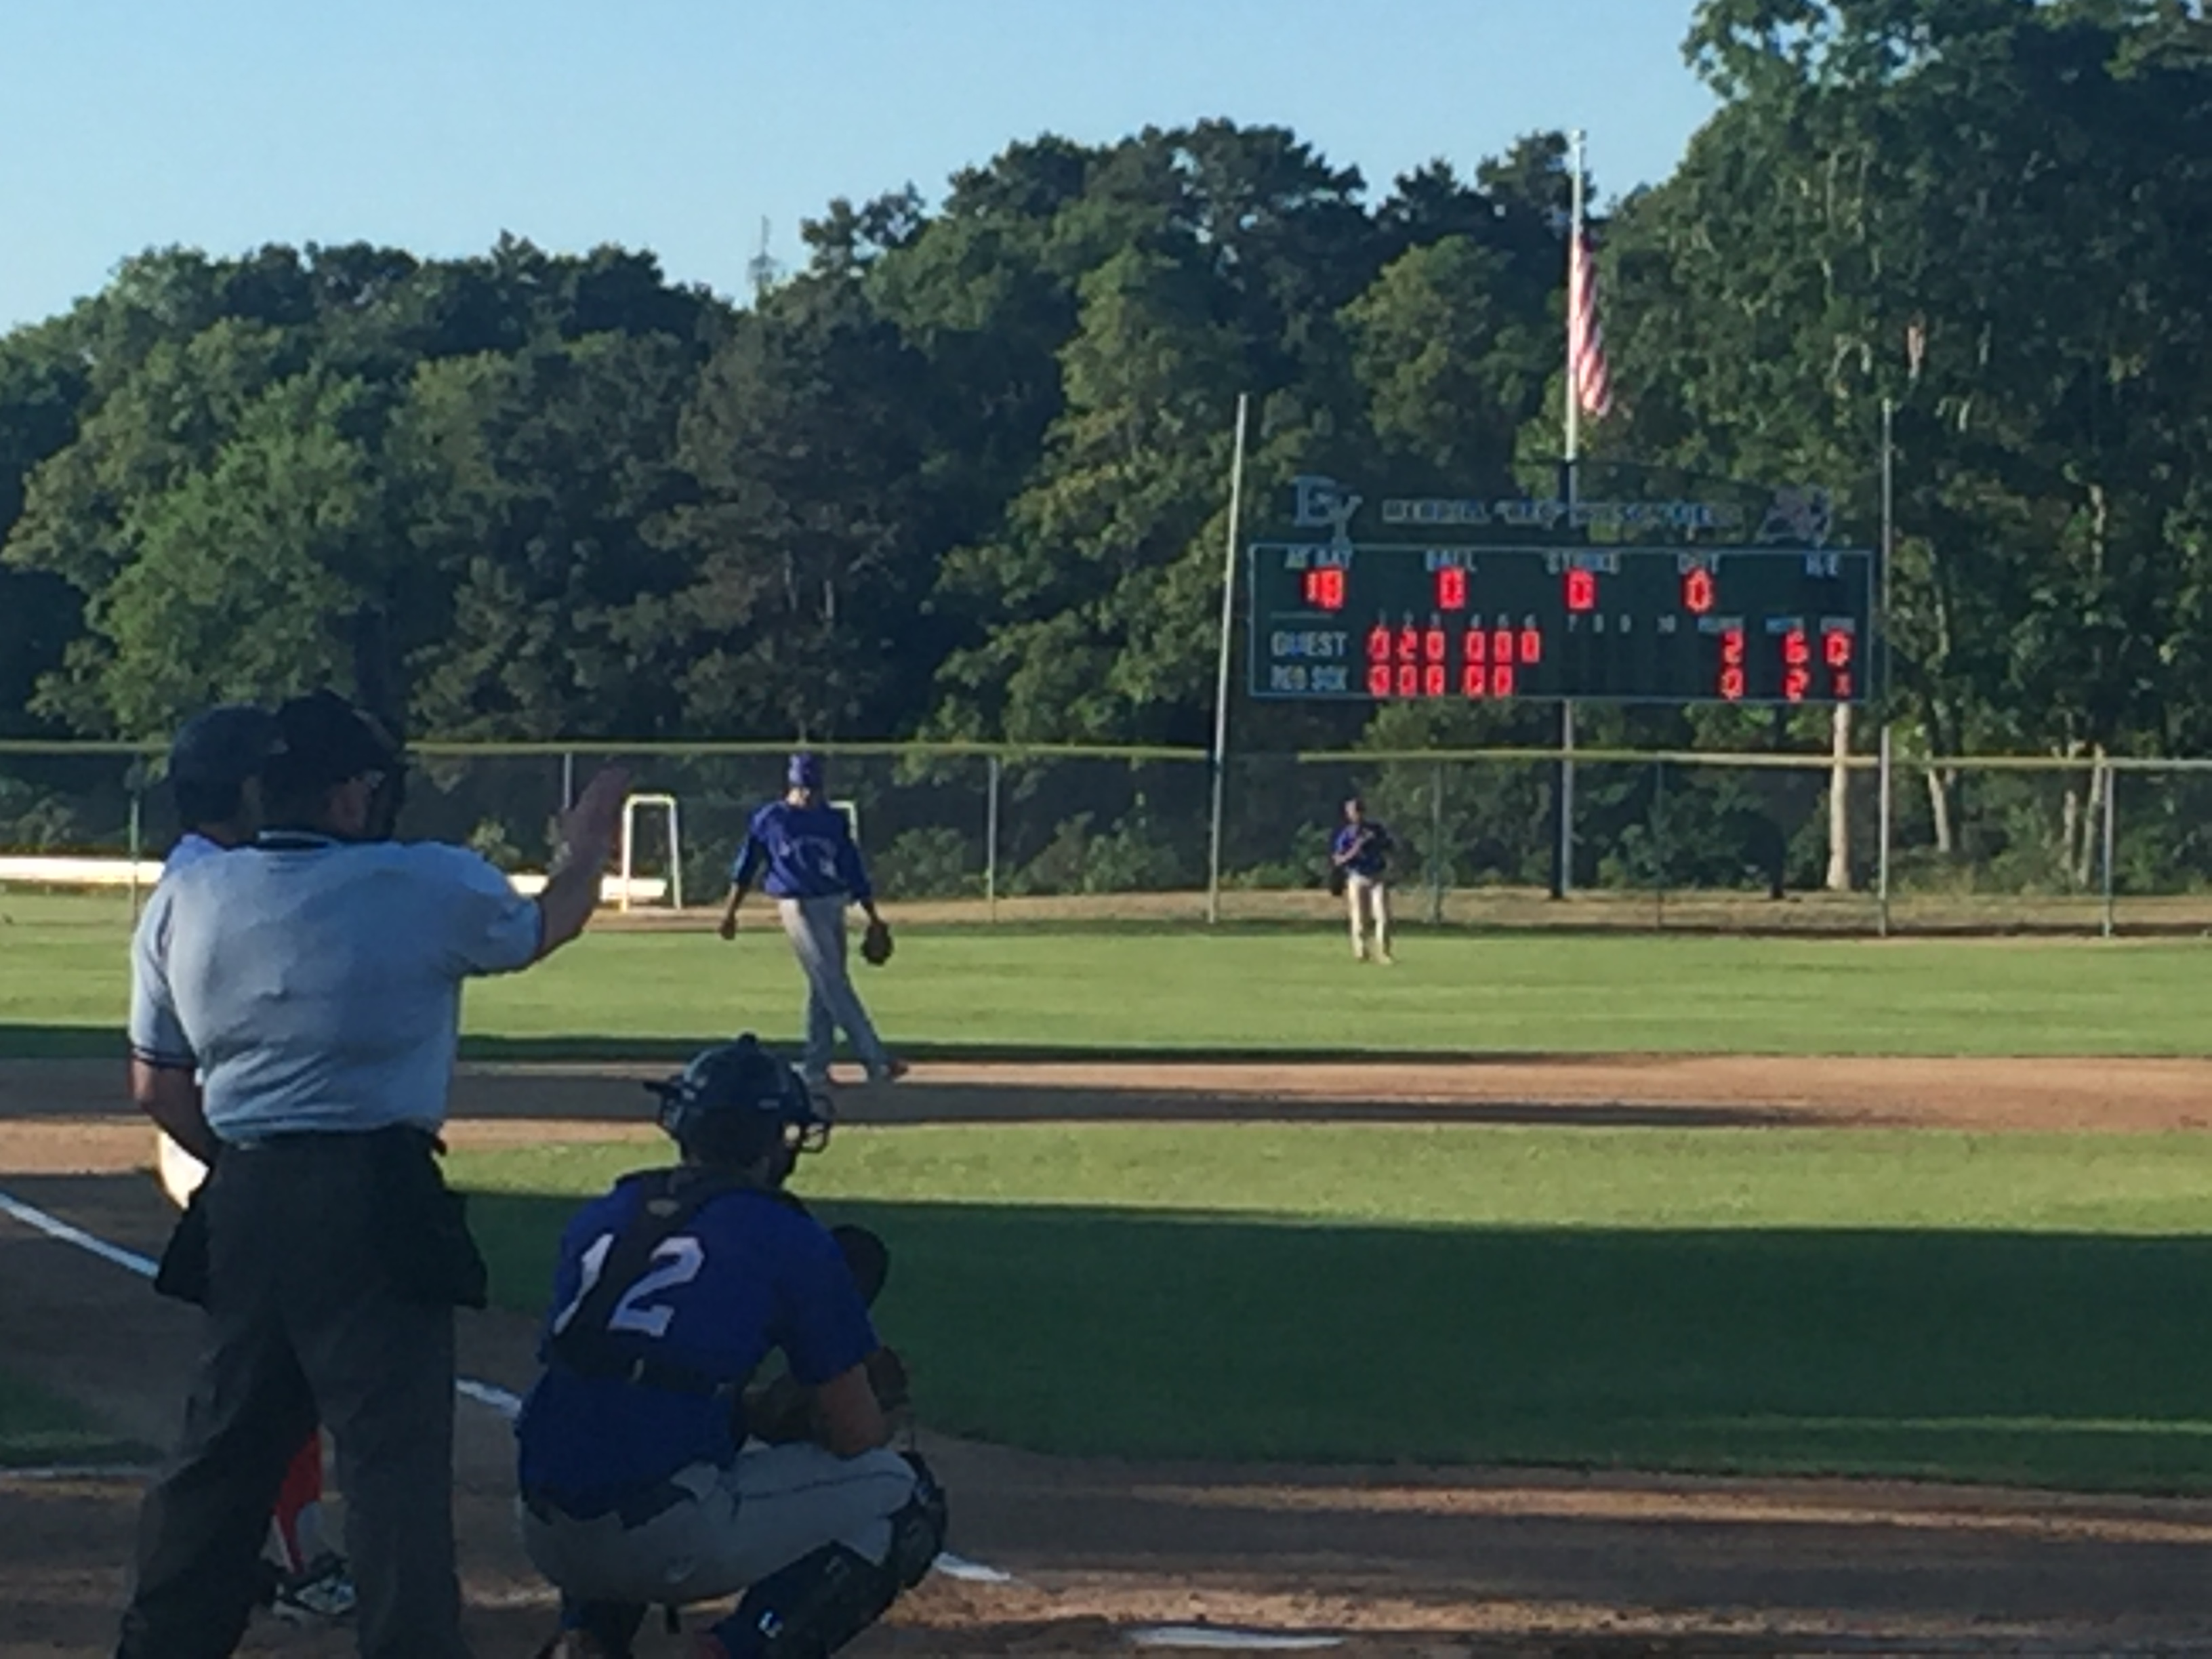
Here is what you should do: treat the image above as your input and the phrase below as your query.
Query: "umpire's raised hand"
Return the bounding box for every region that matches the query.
[537,767,630,956]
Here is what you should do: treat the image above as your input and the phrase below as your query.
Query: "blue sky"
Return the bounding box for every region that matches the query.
[1,0,1718,332]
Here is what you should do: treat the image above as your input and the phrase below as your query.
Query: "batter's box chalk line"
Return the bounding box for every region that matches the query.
[1126,1629,1344,1651]
[0,1185,1013,1586]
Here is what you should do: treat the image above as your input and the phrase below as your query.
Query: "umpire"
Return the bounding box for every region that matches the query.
[118,691,628,1659]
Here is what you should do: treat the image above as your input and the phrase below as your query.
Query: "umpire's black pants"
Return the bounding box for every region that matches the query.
[116,1134,470,1659]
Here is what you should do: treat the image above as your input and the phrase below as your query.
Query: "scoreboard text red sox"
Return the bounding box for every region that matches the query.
[1249,543,1877,706]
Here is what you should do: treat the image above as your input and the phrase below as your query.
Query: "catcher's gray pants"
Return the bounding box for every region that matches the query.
[521,1443,918,1607]
[779,895,890,1083]
[118,1136,468,1659]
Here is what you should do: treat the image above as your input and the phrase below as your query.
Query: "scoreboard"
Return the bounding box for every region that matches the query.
[1248,542,1876,705]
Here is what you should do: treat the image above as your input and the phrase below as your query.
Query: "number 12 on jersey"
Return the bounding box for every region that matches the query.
[550,1233,706,1341]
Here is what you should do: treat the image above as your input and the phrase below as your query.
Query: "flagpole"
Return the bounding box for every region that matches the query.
[1554,128,1587,901]
[1565,127,1585,489]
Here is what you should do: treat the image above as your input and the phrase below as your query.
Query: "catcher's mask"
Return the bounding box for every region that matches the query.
[647,1034,830,1181]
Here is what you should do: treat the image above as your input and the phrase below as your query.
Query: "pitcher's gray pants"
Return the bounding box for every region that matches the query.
[521,1444,918,1608]
[778,895,890,1083]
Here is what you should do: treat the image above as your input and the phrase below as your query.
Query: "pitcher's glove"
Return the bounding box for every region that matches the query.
[741,1345,913,1445]
[861,917,895,966]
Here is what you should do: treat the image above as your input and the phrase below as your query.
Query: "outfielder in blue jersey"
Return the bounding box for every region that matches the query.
[716,755,905,1088]
[516,1037,945,1659]
[1330,796,1395,963]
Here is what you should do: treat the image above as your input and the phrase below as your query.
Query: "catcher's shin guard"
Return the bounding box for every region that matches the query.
[711,1458,948,1658]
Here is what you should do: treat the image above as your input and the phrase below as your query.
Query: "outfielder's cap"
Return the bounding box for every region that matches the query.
[265,690,403,796]
[787,752,825,790]
[167,705,281,790]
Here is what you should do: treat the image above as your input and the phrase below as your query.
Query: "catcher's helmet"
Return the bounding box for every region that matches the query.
[647,1035,830,1172]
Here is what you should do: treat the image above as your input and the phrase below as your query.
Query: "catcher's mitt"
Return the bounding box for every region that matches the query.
[860,917,895,966]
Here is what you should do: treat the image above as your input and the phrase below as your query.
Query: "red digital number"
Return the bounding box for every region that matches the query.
[1492,628,1514,666]
[1464,630,1486,664]
[1397,626,1420,662]
[1833,671,1854,699]
[1424,628,1448,663]
[1565,569,1597,612]
[1683,569,1715,615]
[1422,663,1447,698]
[1396,663,1420,698]
[1518,627,1542,664]
[1303,567,1346,611]
[1462,663,1488,698]
[1494,664,1517,697]
[1367,663,1392,697]
[1784,629,1811,668]
[1719,628,1747,701]
[1366,626,1391,663]
[1435,567,1468,610]
[1784,667,1811,702]
[1824,628,1853,668]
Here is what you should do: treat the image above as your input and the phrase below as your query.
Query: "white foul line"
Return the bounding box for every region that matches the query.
[0,1183,1015,1587]
[0,1191,163,1280]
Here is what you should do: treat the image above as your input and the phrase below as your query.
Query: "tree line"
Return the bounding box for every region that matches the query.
[3,0,2207,894]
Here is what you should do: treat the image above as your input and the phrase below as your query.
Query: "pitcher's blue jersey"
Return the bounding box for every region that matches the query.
[516,1174,878,1506]
[732,800,873,902]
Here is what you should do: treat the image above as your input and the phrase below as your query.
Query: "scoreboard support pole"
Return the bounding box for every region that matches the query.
[1876,723,1893,937]
[1204,392,1251,926]
[1554,702,1578,899]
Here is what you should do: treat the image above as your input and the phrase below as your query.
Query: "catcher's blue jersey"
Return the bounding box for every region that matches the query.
[516,1176,878,1504]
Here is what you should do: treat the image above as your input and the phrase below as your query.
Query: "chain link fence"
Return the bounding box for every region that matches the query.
[5,739,2212,935]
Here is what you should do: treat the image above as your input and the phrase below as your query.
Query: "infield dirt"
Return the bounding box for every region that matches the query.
[5,1055,2212,1657]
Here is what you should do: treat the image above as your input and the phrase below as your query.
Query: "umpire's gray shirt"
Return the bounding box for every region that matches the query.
[129,834,544,1142]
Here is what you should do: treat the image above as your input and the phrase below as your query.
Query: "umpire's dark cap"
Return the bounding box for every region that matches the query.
[787,752,825,790]
[265,691,403,796]
[167,705,281,790]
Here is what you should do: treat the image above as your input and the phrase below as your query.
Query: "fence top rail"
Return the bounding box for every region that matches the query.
[1286,746,1875,770]
[0,737,1212,764]
[403,739,1214,762]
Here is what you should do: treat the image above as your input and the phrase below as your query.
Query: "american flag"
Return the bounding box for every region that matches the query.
[1568,231,1614,419]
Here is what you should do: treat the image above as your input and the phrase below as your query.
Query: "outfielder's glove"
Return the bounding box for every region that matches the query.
[861,917,895,966]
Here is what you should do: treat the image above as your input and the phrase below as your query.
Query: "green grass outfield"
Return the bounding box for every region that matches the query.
[2,888,2208,1058]
[457,1125,2212,1492]
[0,1368,149,1467]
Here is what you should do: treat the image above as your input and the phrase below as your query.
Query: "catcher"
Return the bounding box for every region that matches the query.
[516,1036,946,1659]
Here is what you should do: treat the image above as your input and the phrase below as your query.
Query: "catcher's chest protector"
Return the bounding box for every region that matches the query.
[546,1169,746,1394]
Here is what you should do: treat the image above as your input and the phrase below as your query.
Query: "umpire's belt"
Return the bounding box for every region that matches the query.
[523,1479,693,1531]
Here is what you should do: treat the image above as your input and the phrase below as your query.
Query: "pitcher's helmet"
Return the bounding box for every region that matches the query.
[647,1035,830,1176]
